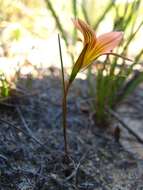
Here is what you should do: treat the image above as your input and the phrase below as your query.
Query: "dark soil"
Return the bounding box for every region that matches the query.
[0,68,143,190]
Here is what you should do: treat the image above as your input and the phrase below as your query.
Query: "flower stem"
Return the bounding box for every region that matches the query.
[62,83,70,158]
[58,34,69,158]
[62,87,68,157]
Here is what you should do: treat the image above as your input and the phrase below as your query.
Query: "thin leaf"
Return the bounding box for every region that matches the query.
[94,1,113,30]
[45,0,68,46]
[58,34,66,96]
[72,0,77,44]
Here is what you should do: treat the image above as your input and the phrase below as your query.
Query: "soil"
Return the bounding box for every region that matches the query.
[0,67,143,190]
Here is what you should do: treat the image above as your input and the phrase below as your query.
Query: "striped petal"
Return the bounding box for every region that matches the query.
[86,32,123,64]
[81,32,123,69]
[93,32,123,55]
[71,18,125,78]
[72,18,96,49]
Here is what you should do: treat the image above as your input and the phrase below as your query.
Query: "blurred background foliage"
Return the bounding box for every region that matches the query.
[0,0,142,58]
[0,0,143,122]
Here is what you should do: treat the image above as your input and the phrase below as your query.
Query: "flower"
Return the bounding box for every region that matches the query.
[69,18,123,83]
[73,18,123,69]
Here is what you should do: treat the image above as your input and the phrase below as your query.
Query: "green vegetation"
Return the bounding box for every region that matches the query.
[47,0,143,125]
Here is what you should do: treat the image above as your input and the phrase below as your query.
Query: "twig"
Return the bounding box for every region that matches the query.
[0,117,48,157]
[65,151,88,186]
[0,154,8,161]
[16,106,49,152]
[106,108,143,144]
[0,101,16,108]
[0,117,49,153]
[0,118,31,137]
[0,90,39,103]
[50,174,68,188]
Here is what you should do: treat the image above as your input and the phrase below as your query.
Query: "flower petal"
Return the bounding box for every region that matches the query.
[72,18,96,48]
[69,44,88,84]
[81,32,123,68]
[93,32,123,56]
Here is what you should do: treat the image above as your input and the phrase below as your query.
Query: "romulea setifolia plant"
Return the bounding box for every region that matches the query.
[58,18,131,158]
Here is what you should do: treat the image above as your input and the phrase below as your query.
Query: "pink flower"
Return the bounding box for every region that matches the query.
[69,18,131,84]
[74,18,123,69]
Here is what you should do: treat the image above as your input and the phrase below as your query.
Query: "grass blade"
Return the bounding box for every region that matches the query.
[45,0,68,47]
